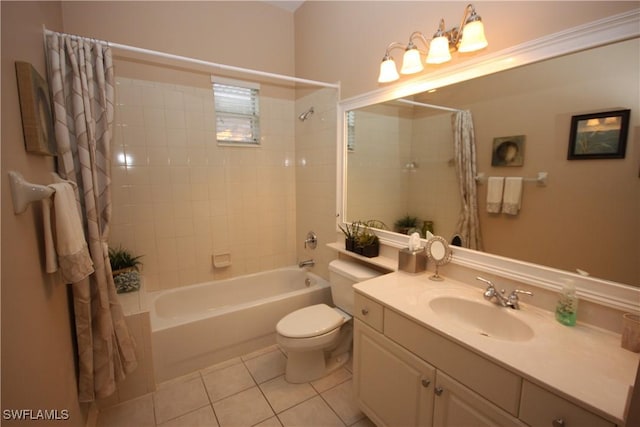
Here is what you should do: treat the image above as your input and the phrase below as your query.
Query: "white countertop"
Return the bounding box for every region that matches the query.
[354,271,640,425]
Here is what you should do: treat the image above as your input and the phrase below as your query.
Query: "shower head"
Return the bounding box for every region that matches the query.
[298,107,314,121]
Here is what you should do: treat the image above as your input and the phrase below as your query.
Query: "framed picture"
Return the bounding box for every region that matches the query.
[15,61,56,156]
[567,109,630,159]
[491,135,525,167]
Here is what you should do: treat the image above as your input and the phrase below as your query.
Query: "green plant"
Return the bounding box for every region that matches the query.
[338,222,360,240]
[108,245,143,272]
[394,214,419,229]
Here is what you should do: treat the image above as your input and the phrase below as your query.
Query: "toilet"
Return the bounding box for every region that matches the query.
[276,259,382,383]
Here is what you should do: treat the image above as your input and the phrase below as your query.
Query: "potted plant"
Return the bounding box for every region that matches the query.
[394,214,419,235]
[338,221,361,252]
[355,220,387,258]
[108,245,143,294]
[355,226,379,257]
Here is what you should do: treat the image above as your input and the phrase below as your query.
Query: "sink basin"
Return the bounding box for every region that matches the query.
[428,296,534,341]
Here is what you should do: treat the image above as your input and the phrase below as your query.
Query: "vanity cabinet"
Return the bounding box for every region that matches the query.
[353,292,617,427]
[519,381,615,427]
[354,320,435,427]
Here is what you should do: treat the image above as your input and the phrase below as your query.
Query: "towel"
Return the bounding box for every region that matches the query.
[486,177,504,213]
[502,177,523,215]
[43,183,94,283]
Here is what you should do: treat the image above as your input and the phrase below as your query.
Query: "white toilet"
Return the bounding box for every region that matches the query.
[276,259,382,383]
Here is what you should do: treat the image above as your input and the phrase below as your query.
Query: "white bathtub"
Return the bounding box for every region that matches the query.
[148,267,332,382]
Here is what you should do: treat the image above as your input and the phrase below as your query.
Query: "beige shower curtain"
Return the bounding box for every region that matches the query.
[46,33,137,401]
[452,111,483,250]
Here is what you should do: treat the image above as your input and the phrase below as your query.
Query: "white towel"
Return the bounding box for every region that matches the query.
[486,177,504,213]
[502,177,523,215]
[43,183,94,283]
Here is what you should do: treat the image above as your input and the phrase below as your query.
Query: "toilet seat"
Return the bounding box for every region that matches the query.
[276,304,344,338]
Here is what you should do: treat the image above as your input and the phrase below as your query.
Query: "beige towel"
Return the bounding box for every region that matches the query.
[502,177,523,215]
[486,177,504,213]
[43,183,94,283]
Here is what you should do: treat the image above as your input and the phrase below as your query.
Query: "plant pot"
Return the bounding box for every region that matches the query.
[345,237,356,252]
[112,268,141,294]
[357,242,379,258]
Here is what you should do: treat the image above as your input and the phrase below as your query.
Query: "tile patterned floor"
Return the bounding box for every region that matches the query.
[97,345,374,427]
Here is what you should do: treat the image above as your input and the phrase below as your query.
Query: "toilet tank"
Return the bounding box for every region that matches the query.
[328,259,382,315]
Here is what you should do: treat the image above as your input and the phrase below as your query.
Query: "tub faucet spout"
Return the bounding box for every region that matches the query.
[299,259,315,268]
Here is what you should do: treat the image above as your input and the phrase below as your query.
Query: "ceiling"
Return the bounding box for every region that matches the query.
[263,1,305,12]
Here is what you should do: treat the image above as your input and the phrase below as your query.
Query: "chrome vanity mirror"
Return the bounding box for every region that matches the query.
[425,236,452,281]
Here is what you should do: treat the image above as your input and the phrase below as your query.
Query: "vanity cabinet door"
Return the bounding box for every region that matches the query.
[433,371,527,427]
[354,319,436,427]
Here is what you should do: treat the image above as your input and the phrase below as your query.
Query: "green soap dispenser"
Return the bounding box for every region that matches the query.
[555,282,578,326]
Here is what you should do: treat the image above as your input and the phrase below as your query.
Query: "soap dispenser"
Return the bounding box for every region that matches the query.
[555,282,578,326]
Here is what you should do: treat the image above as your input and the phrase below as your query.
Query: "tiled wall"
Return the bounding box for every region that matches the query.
[347,106,459,238]
[410,113,460,240]
[346,105,412,227]
[294,88,339,280]
[110,78,298,290]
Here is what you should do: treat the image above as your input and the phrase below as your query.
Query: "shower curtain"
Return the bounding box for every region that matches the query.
[452,111,483,250]
[45,33,137,401]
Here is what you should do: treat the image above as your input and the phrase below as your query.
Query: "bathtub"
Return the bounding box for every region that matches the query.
[148,267,332,382]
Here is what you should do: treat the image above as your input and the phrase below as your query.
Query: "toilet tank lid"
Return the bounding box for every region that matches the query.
[328,259,382,282]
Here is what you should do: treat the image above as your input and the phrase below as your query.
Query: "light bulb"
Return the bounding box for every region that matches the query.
[458,19,488,53]
[378,57,400,83]
[400,47,423,74]
[426,36,452,64]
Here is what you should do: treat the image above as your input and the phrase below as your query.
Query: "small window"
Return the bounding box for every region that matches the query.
[346,110,356,152]
[212,76,260,146]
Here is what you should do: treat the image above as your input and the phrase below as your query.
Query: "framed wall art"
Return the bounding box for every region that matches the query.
[567,109,630,160]
[15,61,56,156]
[491,135,525,167]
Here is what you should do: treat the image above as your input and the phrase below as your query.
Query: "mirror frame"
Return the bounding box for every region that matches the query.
[336,9,640,312]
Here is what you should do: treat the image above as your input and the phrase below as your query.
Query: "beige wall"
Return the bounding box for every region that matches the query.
[1,0,637,421]
[1,2,88,425]
[469,40,639,285]
[294,1,639,98]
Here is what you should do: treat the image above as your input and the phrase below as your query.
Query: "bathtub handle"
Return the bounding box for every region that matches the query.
[304,231,317,250]
[361,308,369,316]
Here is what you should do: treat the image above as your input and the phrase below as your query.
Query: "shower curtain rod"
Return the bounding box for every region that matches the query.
[396,98,463,113]
[43,27,340,89]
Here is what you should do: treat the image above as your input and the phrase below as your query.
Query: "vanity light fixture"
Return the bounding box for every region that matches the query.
[377,3,488,83]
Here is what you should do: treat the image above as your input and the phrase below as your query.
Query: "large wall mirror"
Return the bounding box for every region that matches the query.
[339,14,639,289]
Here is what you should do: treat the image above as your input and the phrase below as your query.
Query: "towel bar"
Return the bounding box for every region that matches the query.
[475,171,548,187]
[8,171,75,214]
[8,171,54,214]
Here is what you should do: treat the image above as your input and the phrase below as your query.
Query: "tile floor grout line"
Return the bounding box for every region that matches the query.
[243,357,281,426]
[197,372,222,427]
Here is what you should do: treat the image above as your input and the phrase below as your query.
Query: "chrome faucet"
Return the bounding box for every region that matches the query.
[476,277,533,310]
[298,259,315,268]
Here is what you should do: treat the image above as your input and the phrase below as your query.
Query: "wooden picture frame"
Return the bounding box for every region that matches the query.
[567,109,630,160]
[15,61,56,156]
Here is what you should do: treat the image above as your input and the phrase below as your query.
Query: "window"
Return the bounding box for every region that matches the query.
[346,110,356,152]
[212,76,260,145]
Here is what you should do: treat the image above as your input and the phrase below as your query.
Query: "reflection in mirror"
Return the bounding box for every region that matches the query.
[345,100,462,241]
[343,38,639,286]
[425,236,452,281]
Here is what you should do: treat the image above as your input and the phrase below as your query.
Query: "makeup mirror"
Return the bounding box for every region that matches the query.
[425,236,452,281]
